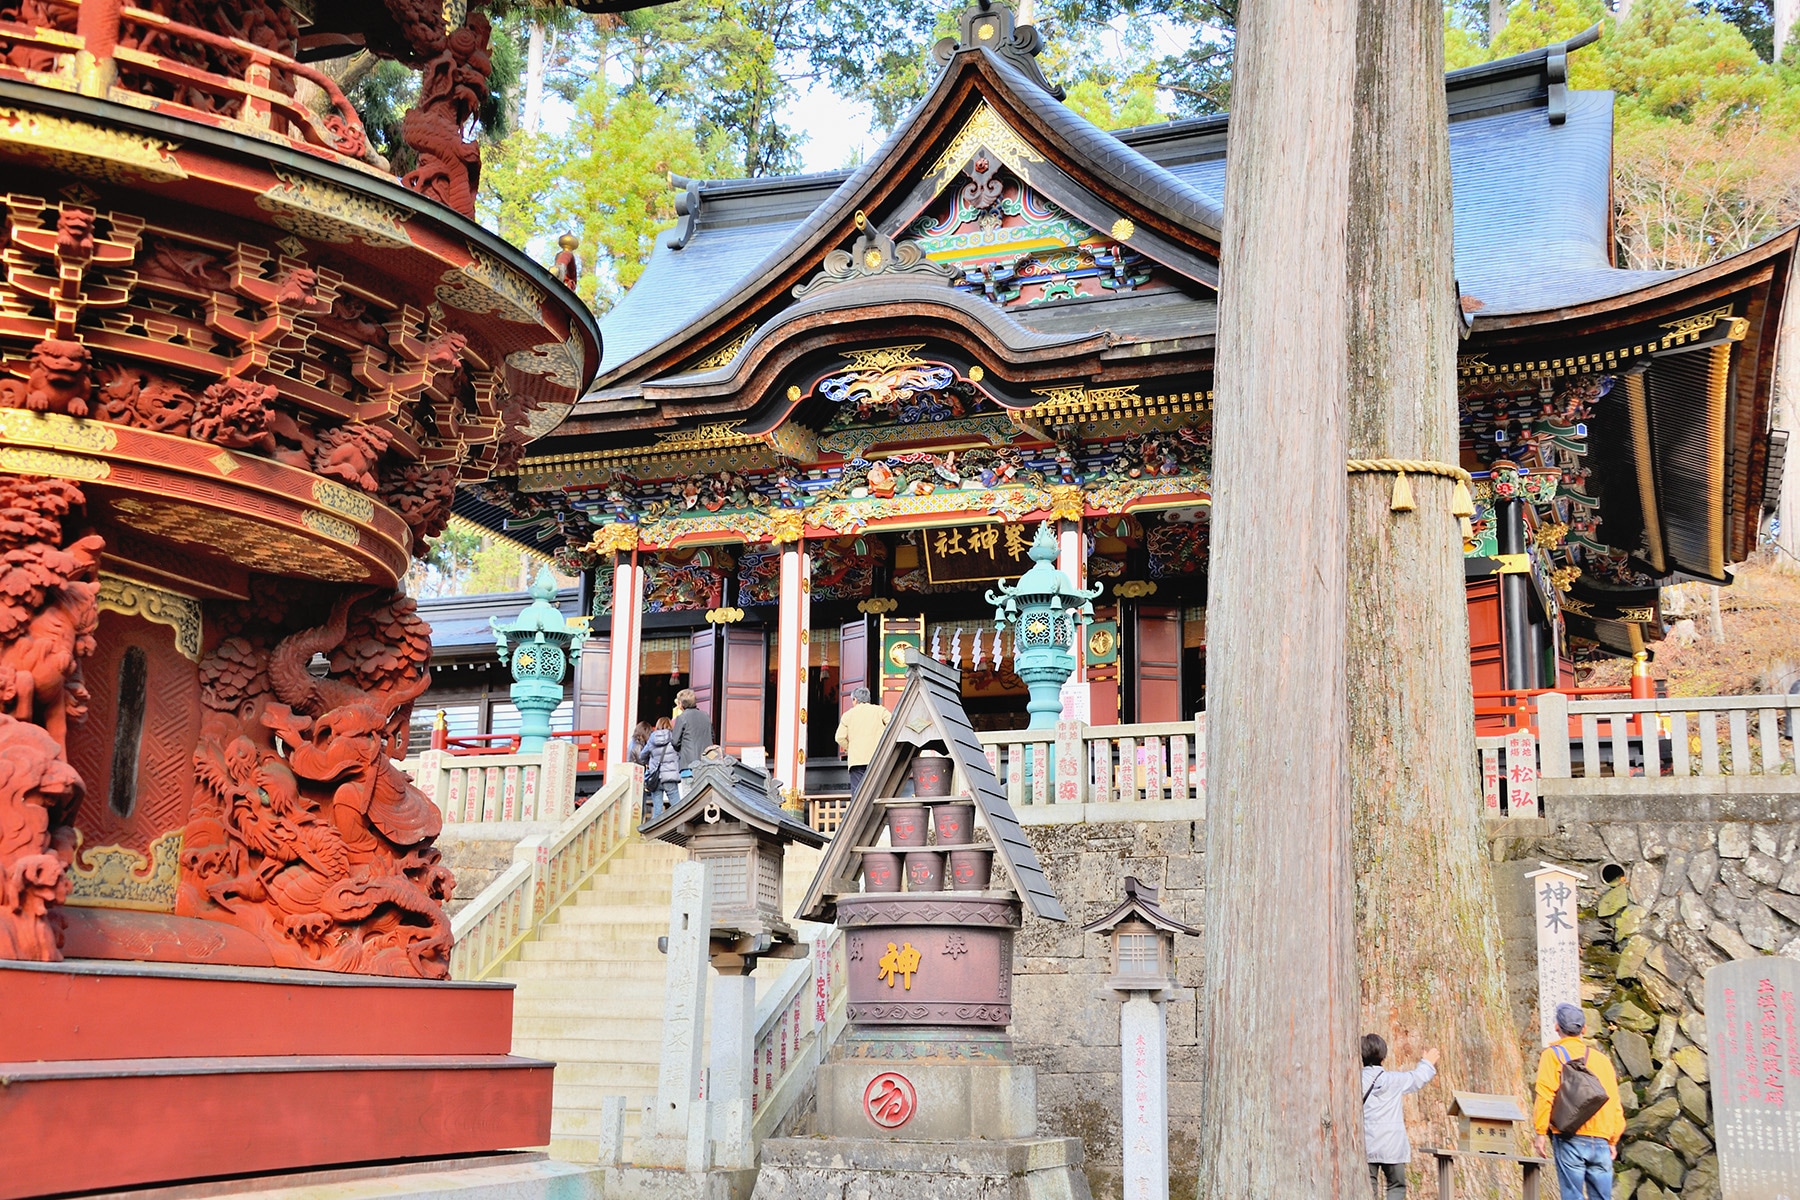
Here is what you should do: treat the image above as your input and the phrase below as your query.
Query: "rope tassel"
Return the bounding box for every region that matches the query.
[1450,478,1477,545]
[1389,470,1415,512]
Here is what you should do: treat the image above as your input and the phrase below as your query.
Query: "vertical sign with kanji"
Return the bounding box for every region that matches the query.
[1505,729,1538,818]
[1707,957,1800,1197]
[1481,745,1502,814]
[1119,994,1171,1200]
[1525,862,1586,1047]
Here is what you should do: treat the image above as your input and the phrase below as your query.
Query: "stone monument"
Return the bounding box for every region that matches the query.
[752,648,1092,1199]
[1706,956,1800,1197]
[1084,877,1196,1200]
[1526,861,1586,1046]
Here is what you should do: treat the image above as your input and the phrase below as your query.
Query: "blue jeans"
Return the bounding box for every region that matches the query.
[648,782,679,820]
[1551,1135,1613,1200]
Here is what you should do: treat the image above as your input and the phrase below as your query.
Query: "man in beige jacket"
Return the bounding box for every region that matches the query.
[834,687,889,797]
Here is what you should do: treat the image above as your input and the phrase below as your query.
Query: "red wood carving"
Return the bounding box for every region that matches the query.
[177,588,453,978]
[0,478,102,961]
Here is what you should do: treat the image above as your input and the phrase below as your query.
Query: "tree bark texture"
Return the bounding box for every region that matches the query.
[1344,1,1526,1195]
[1198,0,1363,1195]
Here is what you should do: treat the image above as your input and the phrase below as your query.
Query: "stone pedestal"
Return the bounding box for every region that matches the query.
[814,1060,1038,1141]
[750,1136,1093,1200]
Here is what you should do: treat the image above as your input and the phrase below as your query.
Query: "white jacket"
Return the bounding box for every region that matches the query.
[1362,1059,1436,1165]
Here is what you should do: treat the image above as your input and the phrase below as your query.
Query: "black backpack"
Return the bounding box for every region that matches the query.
[1549,1045,1609,1134]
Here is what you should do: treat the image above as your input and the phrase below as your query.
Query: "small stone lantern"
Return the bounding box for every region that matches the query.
[1084,876,1196,1200]
[1085,876,1193,997]
[640,757,826,961]
[987,522,1103,729]
[642,756,827,1172]
[490,565,588,752]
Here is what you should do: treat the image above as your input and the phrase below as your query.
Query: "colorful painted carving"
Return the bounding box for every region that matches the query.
[1147,522,1209,580]
[645,552,728,613]
[0,714,82,960]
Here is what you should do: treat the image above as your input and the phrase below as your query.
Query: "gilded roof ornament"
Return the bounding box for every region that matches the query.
[792,216,950,299]
[932,1,1064,101]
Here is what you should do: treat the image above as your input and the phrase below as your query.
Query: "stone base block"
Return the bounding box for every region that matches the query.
[750,1136,1092,1200]
[815,1061,1037,1141]
[97,1152,602,1200]
[602,1166,758,1200]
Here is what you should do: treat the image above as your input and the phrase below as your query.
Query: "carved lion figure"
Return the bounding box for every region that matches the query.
[0,339,95,418]
[191,376,278,453]
[313,423,392,495]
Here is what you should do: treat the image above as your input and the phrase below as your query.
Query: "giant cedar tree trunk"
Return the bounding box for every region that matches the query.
[1197,0,1363,1195]
[1344,1,1526,1193]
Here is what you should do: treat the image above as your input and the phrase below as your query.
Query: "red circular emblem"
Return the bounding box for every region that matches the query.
[863,1072,917,1129]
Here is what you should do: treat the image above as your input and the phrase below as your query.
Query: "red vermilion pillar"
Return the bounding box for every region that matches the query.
[75,0,121,96]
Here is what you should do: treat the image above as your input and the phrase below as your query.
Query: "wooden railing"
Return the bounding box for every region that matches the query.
[749,928,847,1144]
[1536,692,1800,783]
[405,741,580,824]
[448,767,642,980]
[974,716,1206,819]
[0,0,374,168]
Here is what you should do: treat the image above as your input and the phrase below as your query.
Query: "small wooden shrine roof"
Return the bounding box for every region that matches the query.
[795,648,1065,924]
[1081,876,1197,938]
[1448,1093,1528,1123]
[640,759,825,849]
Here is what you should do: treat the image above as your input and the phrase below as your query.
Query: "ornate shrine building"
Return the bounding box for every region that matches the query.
[0,1,618,1193]
[466,12,1793,801]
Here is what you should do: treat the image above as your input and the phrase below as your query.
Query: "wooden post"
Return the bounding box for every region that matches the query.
[1343,0,1527,1183]
[605,551,643,778]
[1197,0,1363,1192]
[74,0,120,96]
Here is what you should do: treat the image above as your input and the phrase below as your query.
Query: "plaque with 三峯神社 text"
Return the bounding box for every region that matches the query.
[922,522,1033,585]
[1707,957,1800,1197]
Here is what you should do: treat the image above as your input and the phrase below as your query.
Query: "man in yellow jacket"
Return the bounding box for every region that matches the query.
[1534,1003,1626,1200]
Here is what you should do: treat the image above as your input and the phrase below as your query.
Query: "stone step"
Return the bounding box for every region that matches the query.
[544,907,670,928]
[552,1082,656,1114]
[547,1136,601,1165]
[508,996,667,1021]
[512,1015,666,1040]
[567,888,676,906]
[550,1060,662,1087]
[516,944,671,967]
[550,1105,634,1137]
[500,977,670,999]
[511,1036,663,1064]
[502,963,674,986]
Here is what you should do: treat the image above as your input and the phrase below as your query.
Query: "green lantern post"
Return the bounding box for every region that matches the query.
[491,566,589,752]
[987,522,1104,729]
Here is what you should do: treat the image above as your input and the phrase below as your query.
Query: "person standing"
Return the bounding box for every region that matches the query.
[1360,1033,1439,1199]
[670,688,711,793]
[1534,1003,1624,1200]
[642,717,680,820]
[834,686,891,797]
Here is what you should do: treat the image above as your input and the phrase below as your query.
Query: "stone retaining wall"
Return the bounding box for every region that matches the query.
[1015,821,1204,1200]
[1488,808,1800,1200]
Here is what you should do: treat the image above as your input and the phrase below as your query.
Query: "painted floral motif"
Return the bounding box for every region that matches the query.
[1147,522,1209,580]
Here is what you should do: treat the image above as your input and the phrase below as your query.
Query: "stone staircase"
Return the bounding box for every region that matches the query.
[497,834,825,1163]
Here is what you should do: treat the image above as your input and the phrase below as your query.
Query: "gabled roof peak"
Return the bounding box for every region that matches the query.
[932,1,1064,101]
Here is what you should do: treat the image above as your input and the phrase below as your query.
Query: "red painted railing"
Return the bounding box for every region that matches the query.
[548,730,606,772]
[1474,687,1633,737]
[0,0,374,168]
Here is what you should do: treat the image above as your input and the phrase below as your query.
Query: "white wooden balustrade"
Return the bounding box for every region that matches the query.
[749,929,848,1145]
[406,741,579,824]
[1534,692,1800,785]
[448,767,642,980]
[974,716,1207,823]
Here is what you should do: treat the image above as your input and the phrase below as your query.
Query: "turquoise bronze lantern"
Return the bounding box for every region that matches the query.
[491,566,590,752]
[987,522,1104,729]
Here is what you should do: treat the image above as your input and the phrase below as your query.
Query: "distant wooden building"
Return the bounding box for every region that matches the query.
[464,12,1793,796]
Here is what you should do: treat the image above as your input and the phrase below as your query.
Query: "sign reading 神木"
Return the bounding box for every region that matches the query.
[921,522,1034,585]
[1707,957,1800,1197]
[1525,862,1586,1047]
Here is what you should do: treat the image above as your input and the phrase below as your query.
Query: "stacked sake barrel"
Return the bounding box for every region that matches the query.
[859,756,994,895]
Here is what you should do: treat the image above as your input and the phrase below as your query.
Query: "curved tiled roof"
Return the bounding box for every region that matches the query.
[590,32,1737,391]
